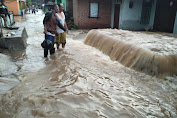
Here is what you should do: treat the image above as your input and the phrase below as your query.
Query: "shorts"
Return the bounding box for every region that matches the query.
[55,32,66,44]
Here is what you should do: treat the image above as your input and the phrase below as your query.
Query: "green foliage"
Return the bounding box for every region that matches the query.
[66,15,78,30]
[32,2,37,6]
[69,17,74,22]
[67,20,78,30]
[71,24,78,30]
[27,0,32,6]
[28,2,32,6]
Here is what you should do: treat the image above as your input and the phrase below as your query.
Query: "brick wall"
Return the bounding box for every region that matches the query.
[5,0,20,15]
[73,0,112,29]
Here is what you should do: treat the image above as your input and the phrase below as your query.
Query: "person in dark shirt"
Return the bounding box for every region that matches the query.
[0,1,11,27]
[42,4,66,57]
[31,5,35,14]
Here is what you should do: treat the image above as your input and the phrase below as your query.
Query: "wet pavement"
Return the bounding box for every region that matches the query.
[0,10,177,118]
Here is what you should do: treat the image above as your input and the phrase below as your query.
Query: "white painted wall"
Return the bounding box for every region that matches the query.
[111,0,157,31]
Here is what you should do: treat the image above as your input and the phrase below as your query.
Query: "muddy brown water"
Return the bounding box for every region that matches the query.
[84,30,177,77]
[0,10,177,118]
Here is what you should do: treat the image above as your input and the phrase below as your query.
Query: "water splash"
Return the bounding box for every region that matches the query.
[0,54,17,76]
[1,11,177,118]
[84,30,177,77]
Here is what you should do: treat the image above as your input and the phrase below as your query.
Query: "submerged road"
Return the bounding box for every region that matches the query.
[0,10,177,118]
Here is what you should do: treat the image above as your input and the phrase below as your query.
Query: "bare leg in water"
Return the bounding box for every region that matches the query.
[56,43,60,50]
[57,43,65,49]
[62,43,65,48]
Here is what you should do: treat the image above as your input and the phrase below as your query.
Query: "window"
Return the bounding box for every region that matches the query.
[89,3,99,18]
[140,0,152,24]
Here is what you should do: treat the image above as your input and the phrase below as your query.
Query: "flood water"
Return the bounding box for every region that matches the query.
[0,10,177,118]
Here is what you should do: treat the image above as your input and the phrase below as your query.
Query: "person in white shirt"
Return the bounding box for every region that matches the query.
[54,3,68,49]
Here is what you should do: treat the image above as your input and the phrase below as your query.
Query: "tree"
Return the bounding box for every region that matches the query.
[28,0,32,6]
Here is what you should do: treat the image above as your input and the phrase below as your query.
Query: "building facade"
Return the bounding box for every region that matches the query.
[111,0,157,31]
[5,0,26,15]
[73,0,177,34]
[73,0,112,29]
[153,0,177,33]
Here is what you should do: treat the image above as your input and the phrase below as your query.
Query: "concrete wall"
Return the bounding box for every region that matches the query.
[112,0,157,30]
[73,0,78,26]
[110,0,115,28]
[0,27,28,51]
[119,0,143,30]
[73,0,112,29]
[149,0,157,30]
[66,0,73,16]
[173,11,177,34]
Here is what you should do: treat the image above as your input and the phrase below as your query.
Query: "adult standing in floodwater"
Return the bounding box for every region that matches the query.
[43,10,57,57]
[29,6,31,13]
[55,3,68,49]
[43,5,66,57]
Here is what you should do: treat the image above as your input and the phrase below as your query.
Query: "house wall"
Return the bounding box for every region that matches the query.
[149,0,157,30]
[66,0,73,17]
[112,0,157,30]
[110,0,115,28]
[173,11,177,34]
[73,0,112,29]
[5,0,20,15]
[73,0,78,26]
[153,0,177,33]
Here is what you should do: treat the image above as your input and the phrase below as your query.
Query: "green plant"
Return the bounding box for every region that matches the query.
[70,17,74,22]
[32,2,37,6]
[27,0,32,6]
[72,24,78,29]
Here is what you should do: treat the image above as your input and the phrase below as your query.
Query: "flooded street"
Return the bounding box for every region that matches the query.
[0,10,177,118]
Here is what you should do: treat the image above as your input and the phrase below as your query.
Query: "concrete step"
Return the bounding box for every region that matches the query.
[0,27,28,51]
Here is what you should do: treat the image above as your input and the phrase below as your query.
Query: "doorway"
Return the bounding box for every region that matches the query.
[113,4,120,29]
[153,0,177,33]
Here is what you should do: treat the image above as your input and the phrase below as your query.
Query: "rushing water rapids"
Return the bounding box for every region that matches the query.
[84,30,177,77]
[0,10,177,118]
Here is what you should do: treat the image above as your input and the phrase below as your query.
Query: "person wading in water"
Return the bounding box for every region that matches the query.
[43,5,66,57]
[54,3,68,49]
